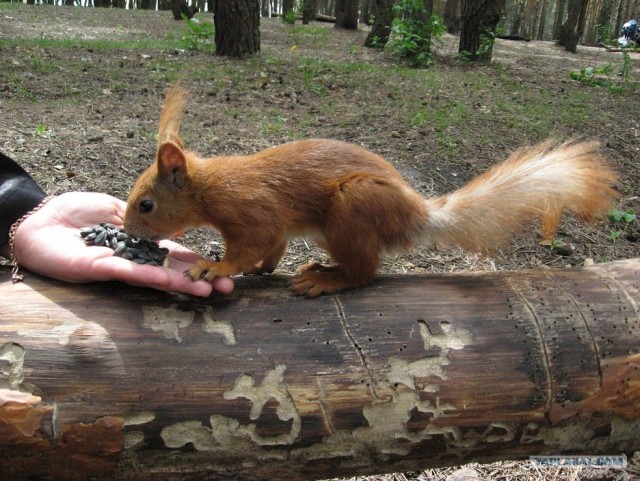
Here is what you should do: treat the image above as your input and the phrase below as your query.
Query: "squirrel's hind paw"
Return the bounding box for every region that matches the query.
[290,269,371,297]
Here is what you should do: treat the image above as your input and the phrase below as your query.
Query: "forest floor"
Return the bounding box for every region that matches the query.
[1,3,639,480]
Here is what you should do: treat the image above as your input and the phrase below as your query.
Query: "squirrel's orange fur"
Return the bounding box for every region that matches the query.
[124,85,619,297]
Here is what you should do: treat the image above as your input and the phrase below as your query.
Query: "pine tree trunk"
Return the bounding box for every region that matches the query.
[557,0,590,52]
[335,0,359,28]
[553,0,567,38]
[535,0,546,39]
[596,0,614,41]
[510,0,526,36]
[283,0,294,20]
[364,0,395,47]
[1,259,639,480]
[213,0,260,57]
[459,0,505,61]
[302,0,318,23]
[360,0,371,24]
[444,0,461,32]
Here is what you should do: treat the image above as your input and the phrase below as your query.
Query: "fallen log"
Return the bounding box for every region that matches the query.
[603,46,640,52]
[0,259,639,480]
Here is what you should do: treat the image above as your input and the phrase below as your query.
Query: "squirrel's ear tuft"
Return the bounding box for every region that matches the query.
[157,141,187,187]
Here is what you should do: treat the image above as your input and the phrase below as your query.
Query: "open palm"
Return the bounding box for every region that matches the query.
[12,192,233,297]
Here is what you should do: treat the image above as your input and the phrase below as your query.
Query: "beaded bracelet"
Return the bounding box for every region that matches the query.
[8,195,54,283]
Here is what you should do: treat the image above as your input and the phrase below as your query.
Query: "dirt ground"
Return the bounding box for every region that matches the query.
[0,4,639,480]
[1,4,639,273]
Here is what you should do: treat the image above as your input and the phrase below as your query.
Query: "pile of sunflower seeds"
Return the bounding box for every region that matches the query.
[80,223,169,266]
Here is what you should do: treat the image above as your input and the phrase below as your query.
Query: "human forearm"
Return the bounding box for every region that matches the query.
[0,151,48,251]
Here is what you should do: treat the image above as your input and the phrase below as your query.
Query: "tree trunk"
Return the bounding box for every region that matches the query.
[170,0,197,19]
[459,0,505,61]
[535,0,546,39]
[364,0,395,47]
[557,0,590,52]
[510,0,526,36]
[584,0,603,44]
[213,0,260,57]
[335,0,359,28]
[596,0,614,42]
[614,0,625,38]
[360,0,372,24]
[1,259,639,480]
[302,0,318,23]
[283,0,295,21]
[444,0,461,32]
[553,0,567,38]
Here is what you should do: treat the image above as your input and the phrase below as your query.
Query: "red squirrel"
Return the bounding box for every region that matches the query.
[124,85,618,297]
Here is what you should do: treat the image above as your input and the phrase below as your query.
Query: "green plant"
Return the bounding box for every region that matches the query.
[296,25,328,47]
[260,115,285,135]
[29,57,55,75]
[608,208,636,243]
[35,124,47,136]
[569,53,635,93]
[548,238,563,251]
[596,22,615,46]
[181,13,214,52]
[299,56,326,95]
[283,9,297,25]
[386,0,445,68]
[619,50,632,83]
[458,29,497,62]
[608,208,637,224]
[610,230,623,242]
[569,63,612,87]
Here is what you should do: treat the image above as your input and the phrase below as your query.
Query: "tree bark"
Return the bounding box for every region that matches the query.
[510,0,526,36]
[364,0,395,47]
[302,0,318,24]
[170,0,197,19]
[213,0,260,58]
[335,0,359,28]
[444,0,462,32]
[535,0,546,39]
[553,0,567,38]
[282,0,295,21]
[459,0,505,61]
[557,0,590,52]
[1,259,639,480]
[596,0,614,42]
[360,0,372,24]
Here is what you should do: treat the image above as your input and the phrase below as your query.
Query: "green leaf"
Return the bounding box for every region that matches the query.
[608,208,637,224]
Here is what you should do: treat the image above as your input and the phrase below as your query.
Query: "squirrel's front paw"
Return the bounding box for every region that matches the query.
[185,260,222,282]
[185,260,243,282]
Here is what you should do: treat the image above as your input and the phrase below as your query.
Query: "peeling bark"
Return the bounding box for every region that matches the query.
[0,390,124,481]
[0,259,639,480]
[213,0,260,58]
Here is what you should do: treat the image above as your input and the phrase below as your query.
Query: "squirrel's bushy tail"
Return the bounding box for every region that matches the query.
[157,84,186,149]
[422,140,619,252]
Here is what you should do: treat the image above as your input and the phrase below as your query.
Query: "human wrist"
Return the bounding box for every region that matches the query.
[8,196,54,282]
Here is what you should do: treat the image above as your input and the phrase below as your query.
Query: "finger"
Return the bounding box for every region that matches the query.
[211,276,235,294]
[92,257,215,297]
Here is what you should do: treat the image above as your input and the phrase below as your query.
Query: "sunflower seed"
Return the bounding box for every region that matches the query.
[80,224,168,266]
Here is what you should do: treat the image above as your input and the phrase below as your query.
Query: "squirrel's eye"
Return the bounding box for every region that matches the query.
[139,199,154,213]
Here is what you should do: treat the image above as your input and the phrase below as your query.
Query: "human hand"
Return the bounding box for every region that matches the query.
[11,192,234,297]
